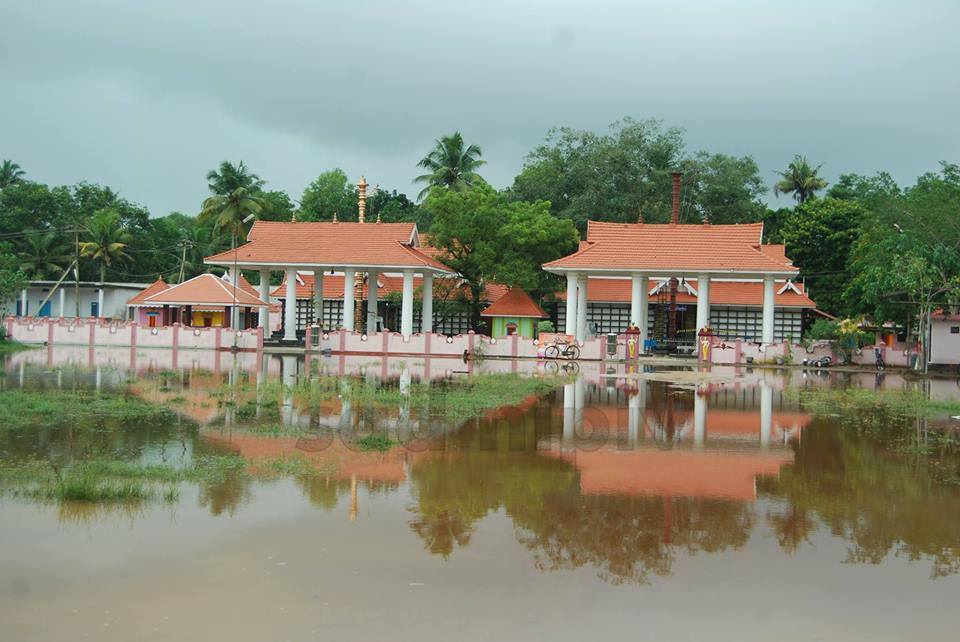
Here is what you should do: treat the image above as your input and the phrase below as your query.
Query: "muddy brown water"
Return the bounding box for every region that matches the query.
[1,351,959,641]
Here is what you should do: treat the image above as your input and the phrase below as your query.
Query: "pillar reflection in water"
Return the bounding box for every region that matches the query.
[562,381,576,443]
[693,386,707,448]
[281,354,297,427]
[627,382,644,447]
[760,382,773,447]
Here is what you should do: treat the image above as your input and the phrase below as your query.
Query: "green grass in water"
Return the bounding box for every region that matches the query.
[355,433,397,452]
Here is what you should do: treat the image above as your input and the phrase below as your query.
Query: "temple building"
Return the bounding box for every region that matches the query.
[204,182,454,343]
[543,173,806,349]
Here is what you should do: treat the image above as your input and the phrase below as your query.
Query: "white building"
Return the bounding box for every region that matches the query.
[7,280,152,319]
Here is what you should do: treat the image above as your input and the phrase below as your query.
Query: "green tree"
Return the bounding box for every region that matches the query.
[206,161,264,196]
[844,163,960,325]
[773,155,829,203]
[426,184,578,325]
[299,169,357,221]
[414,132,486,200]
[79,210,133,282]
[509,118,765,231]
[199,186,264,242]
[0,245,26,317]
[18,231,73,280]
[0,160,26,189]
[257,190,295,222]
[779,197,864,316]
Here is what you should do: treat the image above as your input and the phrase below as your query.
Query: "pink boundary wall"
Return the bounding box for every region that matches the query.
[705,335,916,368]
[4,316,262,352]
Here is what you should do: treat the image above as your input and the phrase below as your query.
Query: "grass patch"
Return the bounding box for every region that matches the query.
[0,340,35,354]
[0,390,175,433]
[355,433,397,452]
[796,387,960,461]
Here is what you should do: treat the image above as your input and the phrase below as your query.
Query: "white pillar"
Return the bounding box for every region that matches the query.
[639,276,649,351]
[695,273,711,335]
[313,270,324,328]
[97,288,104,319]
[258,269,270,330]
[343,269,356,331]
[366,270,379,334]
[401,269,414,338]
[576,275,588,342]
[694,388,707,448]
[564,273,578,335]
[630,275,643,326]
[421,273,433,334]
[20,288,27,317]
[283,268,297,341]
[58,287,66,318]
[762,277,775,344]
[760,382,773,448]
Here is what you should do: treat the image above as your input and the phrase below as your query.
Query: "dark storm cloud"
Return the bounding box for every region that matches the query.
[1,0,958,216]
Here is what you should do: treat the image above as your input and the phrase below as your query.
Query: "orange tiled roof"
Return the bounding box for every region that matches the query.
[557,277,816,308]
[544,222,799,275]
[482,287,548,318]
[127,278,169,306]
[205,221,453,273]
[143,273,267,307]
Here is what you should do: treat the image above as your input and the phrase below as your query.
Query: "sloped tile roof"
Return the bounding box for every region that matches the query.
[205,221,453,273]
[143,274,267,307]
[544,222,798,274]
[557,277,816,308]
[127,278,169,306]
[482,287,548,318]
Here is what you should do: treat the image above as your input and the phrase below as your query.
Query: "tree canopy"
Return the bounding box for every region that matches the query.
[509,118,766,231]
[414,132,486,200]
[773,155,829,203]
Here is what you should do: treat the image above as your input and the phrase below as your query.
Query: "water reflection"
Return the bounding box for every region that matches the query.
[2,351,959,586]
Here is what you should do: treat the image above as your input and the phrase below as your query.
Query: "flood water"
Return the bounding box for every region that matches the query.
[2,347,959,641]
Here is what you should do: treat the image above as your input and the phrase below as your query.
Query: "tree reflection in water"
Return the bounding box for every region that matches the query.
[760,416,960,579]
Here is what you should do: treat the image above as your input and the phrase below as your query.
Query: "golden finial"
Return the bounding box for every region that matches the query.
[332,211,338,223]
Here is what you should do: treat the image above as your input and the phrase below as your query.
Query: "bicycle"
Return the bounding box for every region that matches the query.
[544,338,581,360]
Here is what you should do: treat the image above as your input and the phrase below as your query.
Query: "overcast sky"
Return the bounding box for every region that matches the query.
[1,0,958,216]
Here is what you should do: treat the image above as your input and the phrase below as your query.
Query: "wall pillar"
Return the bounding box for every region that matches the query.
[576,274,588,342]
[20,288,27,317]
[97,288,105,319]
[762,277,775,344]
[283,268,297,342]
[258,269,270,331]
[421,273,433,334]
[366,270,379,334]
[696,273,711,334]
[564,273,578,335]
[58,288,66,318]
[401,269,414,339]
[343,269,356,331]
[313,270,324,328]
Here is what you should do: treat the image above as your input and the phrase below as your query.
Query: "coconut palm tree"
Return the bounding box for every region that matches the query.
[79,210,133,282]
[414,132,485,200]
[18,231,73,280]
[206,160,265,196]
[199,186,265,242]
[0,160,26,189]
[773,155,829,204]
